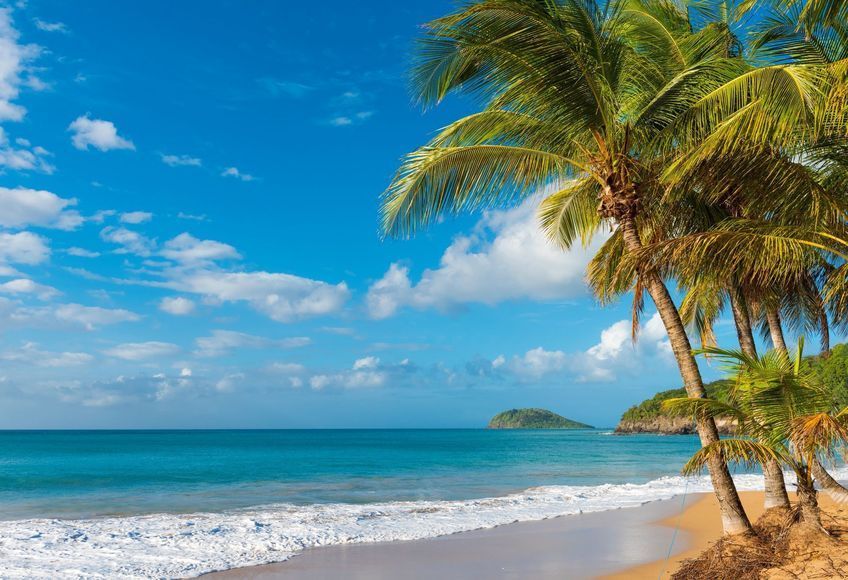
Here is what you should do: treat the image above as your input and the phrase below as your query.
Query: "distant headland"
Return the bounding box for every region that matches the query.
[487,408,593,429]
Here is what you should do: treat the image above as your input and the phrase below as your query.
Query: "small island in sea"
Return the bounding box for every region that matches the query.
[487,408,593,429]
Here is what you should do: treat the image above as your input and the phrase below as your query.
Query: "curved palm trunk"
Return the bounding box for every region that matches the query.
[766,308,789,354]
[729,288,791,511]
[811,457,848,503]
[621,219,753,535]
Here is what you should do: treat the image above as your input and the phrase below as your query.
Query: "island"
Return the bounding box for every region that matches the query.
[487,408,593,429]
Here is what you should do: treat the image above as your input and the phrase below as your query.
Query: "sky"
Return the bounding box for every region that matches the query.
[0,0,765,429]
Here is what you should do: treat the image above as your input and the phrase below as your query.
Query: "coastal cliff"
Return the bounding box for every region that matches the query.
[614,381,733,434]
[615,415,736,435]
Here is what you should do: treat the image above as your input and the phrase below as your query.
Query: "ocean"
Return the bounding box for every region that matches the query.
[0,429,818,578]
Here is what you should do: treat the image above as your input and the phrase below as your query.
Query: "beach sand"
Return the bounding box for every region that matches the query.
[603,490,768,579]
[206,490,843,579]
[205,494,707,579]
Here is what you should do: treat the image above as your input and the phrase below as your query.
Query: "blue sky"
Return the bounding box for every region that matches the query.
[0,0,754,429]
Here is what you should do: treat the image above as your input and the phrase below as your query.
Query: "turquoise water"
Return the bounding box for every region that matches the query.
[1,429,702,520]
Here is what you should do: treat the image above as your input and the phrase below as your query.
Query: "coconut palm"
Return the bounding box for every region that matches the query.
[664,340,848,531]
[379,0,779,534]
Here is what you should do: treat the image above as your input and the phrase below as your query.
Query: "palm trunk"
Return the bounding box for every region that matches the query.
[811,456,848,503]
[762,457,791,510]
[729,288,790,511]
[796,466,825,532]
[819,309,831,357]
[621,218,753,535]
[765,308,789,354]
[729,287,758,358]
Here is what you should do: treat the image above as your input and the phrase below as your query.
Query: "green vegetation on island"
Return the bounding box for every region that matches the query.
[487,408,592,430]
[617,345,848,432]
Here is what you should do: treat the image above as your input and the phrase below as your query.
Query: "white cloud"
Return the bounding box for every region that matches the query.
[0,127,54,173]
[161,153,201,167]
[495,313,673,383]
[172,270,350,323]
[120,211,152,224]
[328,111,373,127]
[0,9,41,122]
[329,116,353,127]
[68,115,135,151]
[0,278,58,299]
[309,357,389,390]
[367,199,606,318]
[0,231,49,264]
[100,226,155,256]
[353,356,379,370]
[194,329,310,357]
[215,372,244,393]
[0,187,82,230]
[53,303,140,330]
[103,341,180,361]
[1,342,92,367]
[220,167,255,181]
[159,296,195,316]
[177,212,208,222]
[160,233,240,265]
[33,18,67,33]
[66,247,99,258]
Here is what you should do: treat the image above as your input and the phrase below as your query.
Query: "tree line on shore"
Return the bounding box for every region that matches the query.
[378,0,848,539]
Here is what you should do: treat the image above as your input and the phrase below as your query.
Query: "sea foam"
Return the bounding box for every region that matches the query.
[2,469,845,579]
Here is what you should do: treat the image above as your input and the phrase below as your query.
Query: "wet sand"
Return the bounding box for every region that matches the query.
[204,495,701,579]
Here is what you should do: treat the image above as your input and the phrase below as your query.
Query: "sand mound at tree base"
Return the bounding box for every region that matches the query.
[673,502,848,579]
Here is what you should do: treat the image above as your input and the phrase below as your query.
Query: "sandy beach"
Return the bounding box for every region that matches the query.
[204,490,846,579]
[203,492,729,579]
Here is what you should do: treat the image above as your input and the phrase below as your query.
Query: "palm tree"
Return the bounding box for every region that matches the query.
[665,340,848,531]
[380,0,761,534]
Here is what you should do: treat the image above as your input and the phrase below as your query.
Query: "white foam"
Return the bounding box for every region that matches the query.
[2,469,845,579]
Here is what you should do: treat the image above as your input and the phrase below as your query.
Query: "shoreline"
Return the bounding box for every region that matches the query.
[203,494,707,579]
[204,491,777,579]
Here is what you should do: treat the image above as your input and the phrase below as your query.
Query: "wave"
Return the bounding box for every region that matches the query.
[4,469,846,579]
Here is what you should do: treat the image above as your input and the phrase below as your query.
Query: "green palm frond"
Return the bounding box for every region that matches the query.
[381,145,579,238]
[682,438,782,475]
[538,177,605,249]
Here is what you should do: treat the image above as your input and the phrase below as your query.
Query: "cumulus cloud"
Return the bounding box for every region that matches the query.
[367,199,606,318]
[194,329,310,357]
[120,211,152,224]
[103,341,180,361]
[171,270,350,323]
[0,9,42,122]
[220,167,255,181]
[100,226,155,256]
[0,231,49,265]
[493,313,673,383]
[68,115,135,151]
[161,153,201,167]
[0,278,58,299]
[159,296,195,316]
[160,233,240,265]
[0,128,54,173]
[305,357,419,391]
[0,187,82,230]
